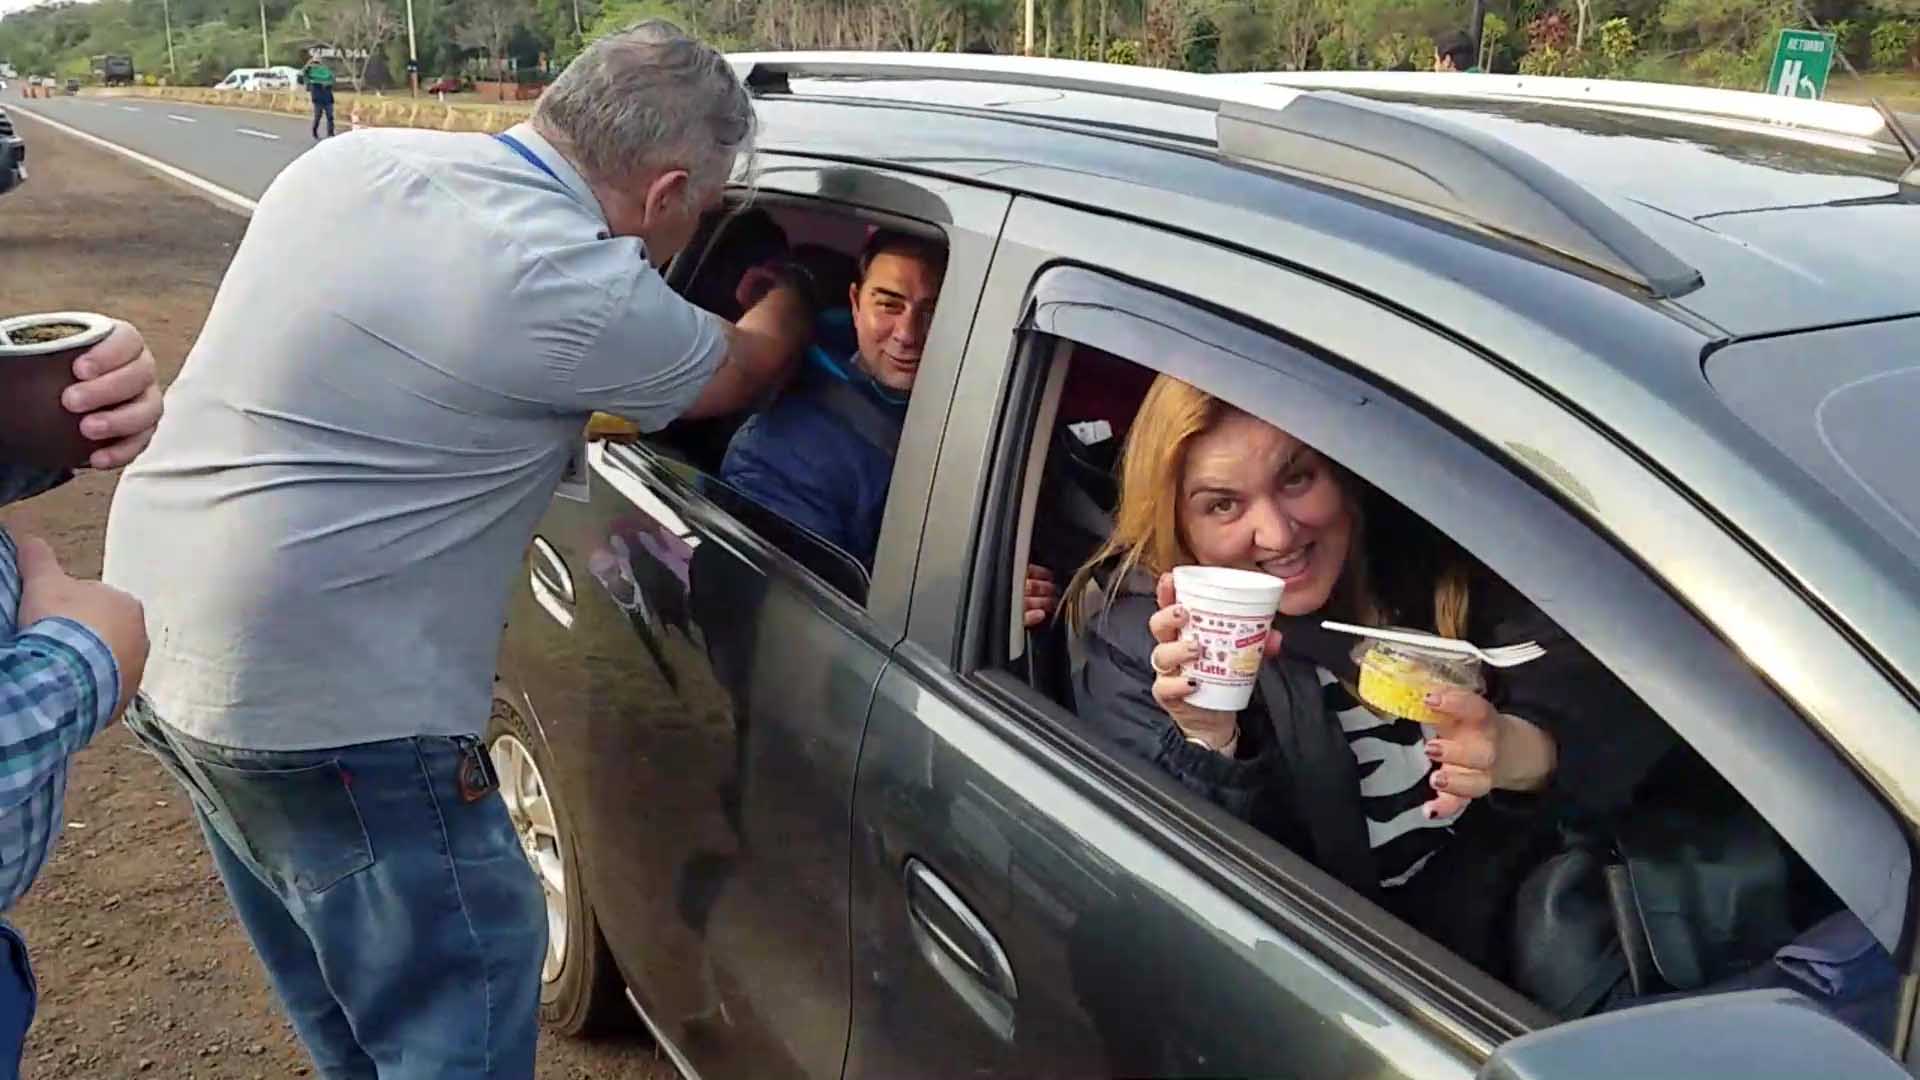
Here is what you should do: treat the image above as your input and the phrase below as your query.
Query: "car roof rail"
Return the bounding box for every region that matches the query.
[1217,92,1705,297]
[731,52,1705,298]
[1224,70,1897,147]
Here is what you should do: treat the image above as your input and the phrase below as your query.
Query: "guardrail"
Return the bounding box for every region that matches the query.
[91,86,531,133]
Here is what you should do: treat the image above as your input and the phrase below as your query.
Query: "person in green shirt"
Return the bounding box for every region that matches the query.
[303,59,336,139]
[1433,31,1484,73]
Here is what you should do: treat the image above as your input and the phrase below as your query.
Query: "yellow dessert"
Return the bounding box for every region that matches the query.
[1355,640,1483,727]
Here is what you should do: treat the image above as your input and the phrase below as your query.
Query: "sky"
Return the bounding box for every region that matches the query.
[0,0,92,20]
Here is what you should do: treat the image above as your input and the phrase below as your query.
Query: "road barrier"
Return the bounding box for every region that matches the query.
[91,86,530,133]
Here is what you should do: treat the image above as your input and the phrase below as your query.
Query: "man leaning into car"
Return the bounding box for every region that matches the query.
[100,22,816,1078]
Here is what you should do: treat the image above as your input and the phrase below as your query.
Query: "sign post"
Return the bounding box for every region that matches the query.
[1767,29,1837,100]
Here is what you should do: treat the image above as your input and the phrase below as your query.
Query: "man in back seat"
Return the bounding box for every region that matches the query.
[720,229,943,567]
[722,230,1058,624]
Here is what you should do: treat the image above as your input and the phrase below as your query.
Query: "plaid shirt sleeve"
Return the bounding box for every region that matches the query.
[1,470,121,912]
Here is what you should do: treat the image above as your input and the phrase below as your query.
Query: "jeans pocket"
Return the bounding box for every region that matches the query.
[195,758,375,894]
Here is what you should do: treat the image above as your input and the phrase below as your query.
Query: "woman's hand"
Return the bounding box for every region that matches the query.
[1023,564,1058,629]
[1422,689,1558,818]
[1145,571,1280,756]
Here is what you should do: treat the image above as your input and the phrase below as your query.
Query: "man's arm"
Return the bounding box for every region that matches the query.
[679,281,814,421]
[574,267,814,431]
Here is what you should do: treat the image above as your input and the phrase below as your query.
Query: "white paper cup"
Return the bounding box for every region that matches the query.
[1172,565,1286,712]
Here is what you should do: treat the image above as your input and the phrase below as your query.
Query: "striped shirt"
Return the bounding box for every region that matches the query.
[1,467,122,912]
[1320,669,1464,888]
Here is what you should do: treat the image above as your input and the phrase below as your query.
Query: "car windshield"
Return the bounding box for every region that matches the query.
[1706,316,1920,571]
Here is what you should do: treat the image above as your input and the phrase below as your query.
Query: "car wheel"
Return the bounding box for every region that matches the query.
[487,697,632,1036]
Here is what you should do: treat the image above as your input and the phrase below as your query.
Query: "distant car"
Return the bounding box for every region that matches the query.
[424,75,466,94]
[213,68,290,92]
[63,77,78,95]
[0,105,24,196]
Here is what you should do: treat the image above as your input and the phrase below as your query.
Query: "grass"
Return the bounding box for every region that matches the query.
[1824,71,1920,111]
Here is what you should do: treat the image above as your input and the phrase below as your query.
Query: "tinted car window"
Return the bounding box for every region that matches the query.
[1706,316,1920,571]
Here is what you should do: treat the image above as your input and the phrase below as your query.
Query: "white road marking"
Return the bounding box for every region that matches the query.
[166,114,197,123]
[4,103,257,217]
[119,105,141,112]
[235,127,280,141]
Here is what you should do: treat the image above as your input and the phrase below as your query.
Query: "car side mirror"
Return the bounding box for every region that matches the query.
[1479,990,1908,1080]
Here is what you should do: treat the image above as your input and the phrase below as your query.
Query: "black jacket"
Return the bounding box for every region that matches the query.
[1073,569,1680,971]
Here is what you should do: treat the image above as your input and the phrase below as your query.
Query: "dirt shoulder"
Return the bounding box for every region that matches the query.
[1,121,663,1079]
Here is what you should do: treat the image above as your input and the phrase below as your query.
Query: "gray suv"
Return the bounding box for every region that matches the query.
[492,55,1920,1079]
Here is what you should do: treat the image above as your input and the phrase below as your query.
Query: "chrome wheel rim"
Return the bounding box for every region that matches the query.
[492,734,568,983]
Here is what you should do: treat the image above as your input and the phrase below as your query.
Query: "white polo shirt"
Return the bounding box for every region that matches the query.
[103,124,726,750]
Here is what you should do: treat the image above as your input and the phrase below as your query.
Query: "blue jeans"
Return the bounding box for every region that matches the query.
[0,921,33,1080]
[312,96,335,138]
[124,702,545,1079]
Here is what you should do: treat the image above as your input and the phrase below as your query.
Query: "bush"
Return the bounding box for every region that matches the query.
[1687,45,1770,88]
[1315,33,1350,71]
[1106,38,1141,64]
[1598,17,1635,73]
[1871,20,1917,69]
[1829,19,1864,66]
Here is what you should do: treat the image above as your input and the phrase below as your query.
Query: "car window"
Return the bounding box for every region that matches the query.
[970,268,1908,1047]
[1705,316,1920,573]
[633,199,954,608]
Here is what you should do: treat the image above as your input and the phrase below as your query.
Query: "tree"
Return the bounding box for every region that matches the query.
[307,0,399,86]
[459,0,534,79]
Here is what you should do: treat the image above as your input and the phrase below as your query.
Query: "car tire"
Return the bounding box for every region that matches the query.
[487,696,633,1037]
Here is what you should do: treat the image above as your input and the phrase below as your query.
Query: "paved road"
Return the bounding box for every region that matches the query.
[5,89,331,200]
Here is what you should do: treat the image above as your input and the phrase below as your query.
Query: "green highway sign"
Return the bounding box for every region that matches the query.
[1767,29,1837,100]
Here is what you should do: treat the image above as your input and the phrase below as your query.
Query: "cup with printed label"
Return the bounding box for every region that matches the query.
[1172,565,1286,712]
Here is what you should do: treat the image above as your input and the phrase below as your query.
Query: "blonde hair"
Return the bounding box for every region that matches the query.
[1064,374,1471,639]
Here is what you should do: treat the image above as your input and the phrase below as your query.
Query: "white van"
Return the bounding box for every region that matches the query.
[213,68,291,92]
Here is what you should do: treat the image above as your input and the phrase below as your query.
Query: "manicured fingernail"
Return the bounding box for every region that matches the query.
[1431,772,1449,791]
[82,417,107,438]
[1425,743,1444,760]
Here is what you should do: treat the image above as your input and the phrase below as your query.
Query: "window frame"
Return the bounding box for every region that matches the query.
[639,162,1013,634]
[912,198,1917,1058]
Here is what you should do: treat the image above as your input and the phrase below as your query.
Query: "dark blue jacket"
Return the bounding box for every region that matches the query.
[719,313,906,568]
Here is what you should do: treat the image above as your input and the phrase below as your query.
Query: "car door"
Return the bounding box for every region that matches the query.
[499,157,1011,1080]
[844,199,1915,1076]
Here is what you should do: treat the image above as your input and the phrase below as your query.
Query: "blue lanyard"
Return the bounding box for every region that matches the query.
[493,132,561,185]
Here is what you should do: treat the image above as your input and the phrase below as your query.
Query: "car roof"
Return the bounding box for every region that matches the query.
[737,55,1920,339]
[1245,77,1920,337]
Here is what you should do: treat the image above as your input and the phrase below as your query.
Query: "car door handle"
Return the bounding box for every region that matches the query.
[904,857,1017,1042]
[528,537,575,626]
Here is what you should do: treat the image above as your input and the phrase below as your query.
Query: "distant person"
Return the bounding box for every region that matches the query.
[1433,30,1482,73]
[303,59,335,139]
[102,21,811,1077]
[3,321,163,1079]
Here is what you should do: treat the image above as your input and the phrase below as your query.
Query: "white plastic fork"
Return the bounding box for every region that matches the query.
[1319,621,1547,668]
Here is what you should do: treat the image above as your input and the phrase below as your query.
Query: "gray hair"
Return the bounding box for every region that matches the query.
[533,20,754,198]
